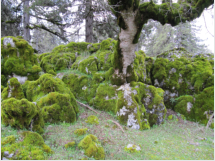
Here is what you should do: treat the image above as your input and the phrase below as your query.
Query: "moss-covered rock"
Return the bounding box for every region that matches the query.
[65,141,76,149]
[1,131,53,160]
[1,135,16,145]
[90,83,118,113]
[1,36,41,84]
[116,82,166,129]
[39,52,76,72]
[74,128,88,136]
[124,144,141,153]
[1,98,44,134]
[62,73,98,102]
[37,92,77,123]
[174,86,214,127]
[78,134,105,160]
[1,77,25,101]
[152,48,214,109]
[85,115,99,125]
[25,73,79,124]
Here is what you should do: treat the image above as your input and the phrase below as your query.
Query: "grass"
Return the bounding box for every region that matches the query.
[1,104,214,160]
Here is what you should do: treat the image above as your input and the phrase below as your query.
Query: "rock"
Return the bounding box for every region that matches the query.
[4,151,9,156]
[2,157,9,160]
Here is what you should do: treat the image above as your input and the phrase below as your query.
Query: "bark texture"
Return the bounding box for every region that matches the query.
[23,0,30,42]
[85,0,93,43]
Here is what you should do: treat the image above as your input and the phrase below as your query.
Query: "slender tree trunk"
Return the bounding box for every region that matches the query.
[85,0,93,43]
[23,0,30,42]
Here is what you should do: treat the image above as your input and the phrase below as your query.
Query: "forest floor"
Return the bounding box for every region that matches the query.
[1,102,214,160]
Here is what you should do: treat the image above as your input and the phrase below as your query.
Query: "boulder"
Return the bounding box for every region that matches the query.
[1,36,42,85]
[25,73,79,123]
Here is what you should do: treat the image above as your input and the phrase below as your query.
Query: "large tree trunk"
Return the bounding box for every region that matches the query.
[110,7,141,85]
[23,0,30,42]
[85,0,93,43]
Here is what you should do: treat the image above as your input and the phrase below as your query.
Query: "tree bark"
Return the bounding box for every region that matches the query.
[85,0,93,43]
[23,0,30,42]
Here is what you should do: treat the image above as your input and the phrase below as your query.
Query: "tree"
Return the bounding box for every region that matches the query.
[23,0,31,42]
[108,0,214,85]
[1,0,23,37]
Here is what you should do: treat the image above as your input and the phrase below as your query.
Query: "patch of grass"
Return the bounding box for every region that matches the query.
[1,105,214,160]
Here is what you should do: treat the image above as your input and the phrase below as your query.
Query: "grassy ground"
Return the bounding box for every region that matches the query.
[1,104,214,160]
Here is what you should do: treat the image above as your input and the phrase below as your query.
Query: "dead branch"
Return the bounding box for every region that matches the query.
[206,112,214,130]
[76,100,125,133]
[76,100,100,115]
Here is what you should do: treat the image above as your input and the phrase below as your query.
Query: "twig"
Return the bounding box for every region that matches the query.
[76,100,125,133]
[76,100,100,115]
[110,120,125,133]
[202,12,214,37]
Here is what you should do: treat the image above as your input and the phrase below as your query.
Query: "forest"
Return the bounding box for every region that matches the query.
[1,0,214,160]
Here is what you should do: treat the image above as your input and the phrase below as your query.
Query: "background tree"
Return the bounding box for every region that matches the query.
[1,0,23,37]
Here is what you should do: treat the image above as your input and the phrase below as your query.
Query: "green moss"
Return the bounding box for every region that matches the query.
[100,38,117,51]
[134,50,147,82]
[1,135,16,145]
[124,144,141,153]
[39,52,76,72]
[90,83,117,113]
[193,86,214,126]
[22,131,44,146]
[1,74,7,86]
[1,131,53,160]
[167,115,173,120]
[62,73,98,102]
[78,134,105,160]
[37,92,77,123]
[78,56,98,74]
[47,69,57,76]
[1,98,44,134]
[174,95,195,120]
[74,128,88,136]
[85,115,99,125]
[65,141,76,149]
[26,74,79,119]
[1,36,41,80]
[1,85,5,92]
[1,77,25,100]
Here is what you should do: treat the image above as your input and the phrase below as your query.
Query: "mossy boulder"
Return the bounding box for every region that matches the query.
[90,83,118,113]
[78,134,105,160]
[25,73,79,123]
[151,48,214,109]
[39,52,76,72]
[37,92,78,123]
[116,82,166,129]
[1,77,25,101]
[1,98,44,134]
[62,73,99,102]
[1,36,42,84]
[1,135,16,146]
[174,86,214,127]
[1,131,53,160]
